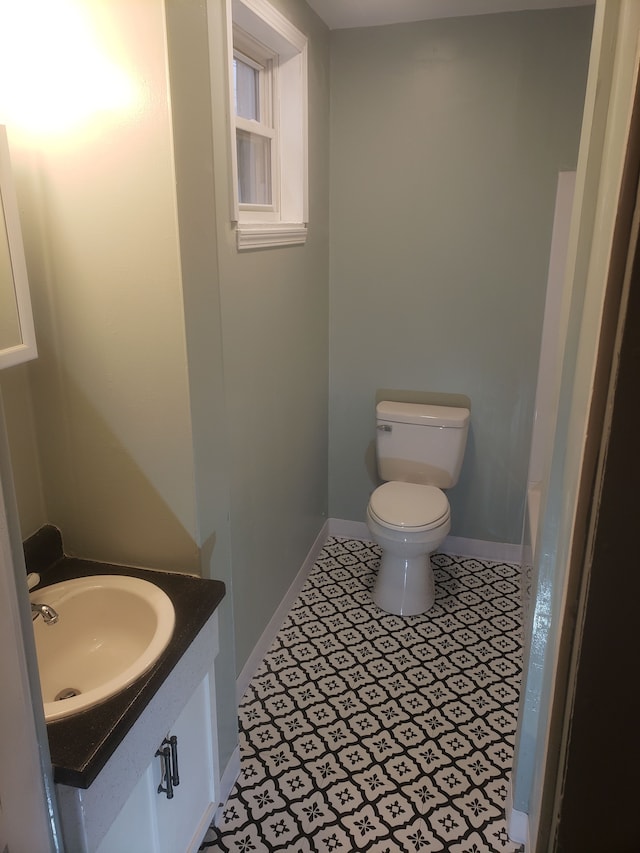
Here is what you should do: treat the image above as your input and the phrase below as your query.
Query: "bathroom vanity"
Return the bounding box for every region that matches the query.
[25,528,226,853]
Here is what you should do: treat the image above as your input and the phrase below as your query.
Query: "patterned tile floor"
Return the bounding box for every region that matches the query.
[201,537,525,852]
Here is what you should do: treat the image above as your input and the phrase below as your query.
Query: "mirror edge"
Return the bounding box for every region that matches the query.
[0,124,37,370]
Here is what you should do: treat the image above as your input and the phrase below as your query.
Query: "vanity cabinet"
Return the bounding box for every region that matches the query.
[56,610,222,853]
[97,674,218,853]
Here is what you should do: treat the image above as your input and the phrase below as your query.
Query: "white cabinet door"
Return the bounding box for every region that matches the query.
[96,770,156,853]
[153,674,217,853]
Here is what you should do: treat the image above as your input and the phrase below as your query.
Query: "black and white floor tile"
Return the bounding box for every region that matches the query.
[201,537,525,853]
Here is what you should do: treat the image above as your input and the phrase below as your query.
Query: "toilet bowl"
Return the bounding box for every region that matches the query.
[367,481,450,615]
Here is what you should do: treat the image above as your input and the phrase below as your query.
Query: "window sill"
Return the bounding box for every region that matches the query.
[236,222,307,250]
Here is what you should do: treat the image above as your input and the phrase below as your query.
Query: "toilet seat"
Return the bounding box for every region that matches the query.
[369,482,450,532]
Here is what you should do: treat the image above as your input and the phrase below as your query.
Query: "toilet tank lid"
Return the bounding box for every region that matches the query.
[377,401,470,427]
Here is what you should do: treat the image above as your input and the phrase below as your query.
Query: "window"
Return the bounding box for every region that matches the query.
[233,31,276,208]
[226,0,308,250]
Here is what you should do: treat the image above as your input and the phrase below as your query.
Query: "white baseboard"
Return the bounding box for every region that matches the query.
[235,521,329,703]
[441,535,522,564]
[507,782,530,848]
[214,746,241,826]
[327,518,521,565]
[328,518,369,540]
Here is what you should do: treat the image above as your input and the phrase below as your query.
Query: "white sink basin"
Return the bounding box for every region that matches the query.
[30,575,175,722]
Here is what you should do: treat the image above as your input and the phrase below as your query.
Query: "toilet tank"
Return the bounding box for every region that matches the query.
[376,401,470,488]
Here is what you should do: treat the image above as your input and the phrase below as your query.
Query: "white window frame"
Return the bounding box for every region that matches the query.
[233,31,277,211]
[225,0,308,250]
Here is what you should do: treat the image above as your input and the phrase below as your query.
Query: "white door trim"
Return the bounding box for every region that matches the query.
[0,396,60,852]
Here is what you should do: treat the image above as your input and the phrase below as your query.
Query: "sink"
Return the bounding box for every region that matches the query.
[30,575,175,722]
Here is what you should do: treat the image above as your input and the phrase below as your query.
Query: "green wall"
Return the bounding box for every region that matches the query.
[328,7,593,545]
[1,0,199,571]
[208,0,331,672]
[0,0,329,775]
[0,0,595,784]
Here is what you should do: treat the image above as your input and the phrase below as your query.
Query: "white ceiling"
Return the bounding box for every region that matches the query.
[306,0,594,30]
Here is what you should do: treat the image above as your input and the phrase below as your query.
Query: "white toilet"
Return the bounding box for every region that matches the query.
[367,401,470,616]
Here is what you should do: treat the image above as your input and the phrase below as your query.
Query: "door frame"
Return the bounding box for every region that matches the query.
[547,66,640,850]
[0,393,61,852]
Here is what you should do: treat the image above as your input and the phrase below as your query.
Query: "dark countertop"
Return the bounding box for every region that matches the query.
[32,555,225,789]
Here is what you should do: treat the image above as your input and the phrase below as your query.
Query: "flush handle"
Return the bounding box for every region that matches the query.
[377,424,392,432]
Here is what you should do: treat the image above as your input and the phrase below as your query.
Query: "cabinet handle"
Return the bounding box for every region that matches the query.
[156,744,174,799]
[169,735,180,787]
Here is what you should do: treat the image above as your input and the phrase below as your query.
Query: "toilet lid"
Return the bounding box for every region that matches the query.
[369,482,450,531]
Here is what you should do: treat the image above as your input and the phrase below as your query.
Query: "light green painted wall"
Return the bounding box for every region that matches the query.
[0,366,46,535]
[208,0,331,672]
[328,7,593,545]
[0,0,594,792]
[164,0,238,778]
[0,0,329,770]
[2,0,199,570]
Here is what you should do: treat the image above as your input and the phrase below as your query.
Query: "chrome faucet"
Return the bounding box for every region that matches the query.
[31,602,59,625]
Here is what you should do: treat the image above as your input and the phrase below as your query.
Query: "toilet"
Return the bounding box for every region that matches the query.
[367,401,470,616]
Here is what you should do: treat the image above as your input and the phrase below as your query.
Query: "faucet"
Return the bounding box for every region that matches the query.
[31,602,59,625]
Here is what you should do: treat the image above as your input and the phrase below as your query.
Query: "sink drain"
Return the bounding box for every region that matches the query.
[55,687,81,701]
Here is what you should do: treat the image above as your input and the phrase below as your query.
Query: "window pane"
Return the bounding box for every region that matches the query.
[233,57,258,121]
[236,129,272,205]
